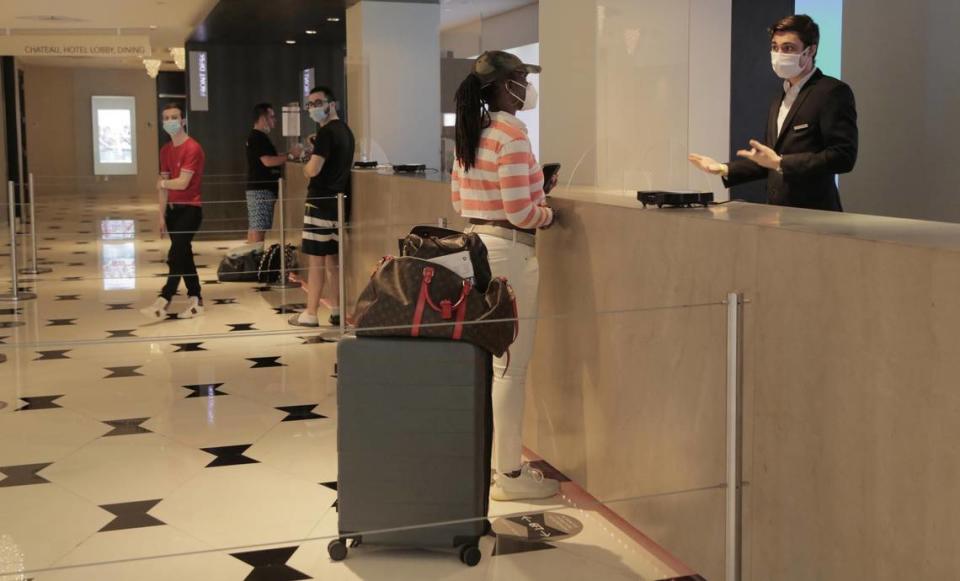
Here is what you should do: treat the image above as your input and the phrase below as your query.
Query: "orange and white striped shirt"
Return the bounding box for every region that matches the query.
[451,112,553,229]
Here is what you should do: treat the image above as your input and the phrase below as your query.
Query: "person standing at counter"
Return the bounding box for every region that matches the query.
[140,102,206,320]
[289,86,355,328]
[689,14,858,211]
[451,51,559,501]
[245,103,291,245]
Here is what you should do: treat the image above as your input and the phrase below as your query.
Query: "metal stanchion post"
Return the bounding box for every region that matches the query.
[725,292,744,581]
[272,178,298,289]
[1,181,37,302]
[20,173,51,275]
[337,193,346,336]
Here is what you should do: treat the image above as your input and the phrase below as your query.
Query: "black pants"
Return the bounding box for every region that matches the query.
[161,204,203,301]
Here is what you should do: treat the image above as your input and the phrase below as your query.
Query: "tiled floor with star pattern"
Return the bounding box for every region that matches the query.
[0,190,702,580]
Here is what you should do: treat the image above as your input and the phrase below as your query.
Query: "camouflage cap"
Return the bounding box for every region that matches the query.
[473,50,542,85]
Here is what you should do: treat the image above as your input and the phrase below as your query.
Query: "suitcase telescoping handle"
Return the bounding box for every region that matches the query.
[411,267,472,340]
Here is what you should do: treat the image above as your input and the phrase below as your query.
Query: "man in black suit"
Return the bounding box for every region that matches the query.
[690,14,858,211]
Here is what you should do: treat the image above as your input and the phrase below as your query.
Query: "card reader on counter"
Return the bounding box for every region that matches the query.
[638,191,714,208]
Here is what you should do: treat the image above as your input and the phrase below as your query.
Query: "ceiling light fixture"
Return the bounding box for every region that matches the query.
[170,47,185,70]
[305,30,317,35]
[327,17,341,22]
[285,40,296,45]
[143,59,162,79]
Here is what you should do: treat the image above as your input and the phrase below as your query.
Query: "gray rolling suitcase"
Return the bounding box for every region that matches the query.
[328,337,493,566]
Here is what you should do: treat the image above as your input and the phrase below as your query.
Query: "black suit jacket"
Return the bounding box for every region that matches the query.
[724,69,858,211]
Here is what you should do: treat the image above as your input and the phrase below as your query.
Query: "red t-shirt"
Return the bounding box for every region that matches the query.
[160,137,205,206]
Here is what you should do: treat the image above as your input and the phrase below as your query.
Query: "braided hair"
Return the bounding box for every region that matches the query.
[454,74,497,172]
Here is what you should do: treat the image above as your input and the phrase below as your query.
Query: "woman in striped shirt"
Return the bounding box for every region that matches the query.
[452,51,559,502]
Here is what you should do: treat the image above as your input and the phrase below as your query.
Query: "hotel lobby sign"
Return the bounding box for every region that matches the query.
[0,35,152,58]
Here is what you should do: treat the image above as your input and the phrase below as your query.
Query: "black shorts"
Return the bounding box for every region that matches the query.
[301,199,340,257]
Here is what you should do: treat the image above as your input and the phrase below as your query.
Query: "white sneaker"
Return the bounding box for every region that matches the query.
[177,297,204,319]
[139,297,170,321]
[491,463,560,502]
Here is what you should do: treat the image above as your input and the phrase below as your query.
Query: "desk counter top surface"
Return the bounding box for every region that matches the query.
[339,167,960,254]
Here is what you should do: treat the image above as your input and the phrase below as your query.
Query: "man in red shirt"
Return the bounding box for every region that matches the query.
[140,102,206,320]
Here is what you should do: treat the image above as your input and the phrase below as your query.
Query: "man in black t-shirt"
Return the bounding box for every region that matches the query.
[245,103,297,244]
[290,86,356,328]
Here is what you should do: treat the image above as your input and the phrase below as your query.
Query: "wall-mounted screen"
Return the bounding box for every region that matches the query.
[91,96,138,175]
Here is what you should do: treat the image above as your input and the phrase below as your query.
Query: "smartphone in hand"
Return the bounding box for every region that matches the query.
[542,163,561,194]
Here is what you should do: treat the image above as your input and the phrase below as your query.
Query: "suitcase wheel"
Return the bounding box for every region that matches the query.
[328,539,348,562]
[459,544,482,567]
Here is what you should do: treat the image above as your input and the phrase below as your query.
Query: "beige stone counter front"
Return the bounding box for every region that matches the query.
[303,165,960,581]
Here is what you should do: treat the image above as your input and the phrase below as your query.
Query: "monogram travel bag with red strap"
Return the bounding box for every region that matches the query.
[352,256,517,357]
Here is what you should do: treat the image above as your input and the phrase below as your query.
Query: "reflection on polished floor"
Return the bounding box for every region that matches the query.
[0,191,695,580]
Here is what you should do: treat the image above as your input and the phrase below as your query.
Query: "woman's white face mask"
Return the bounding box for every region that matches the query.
[507,79,538,111]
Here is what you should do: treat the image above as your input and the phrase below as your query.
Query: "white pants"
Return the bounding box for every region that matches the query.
[478,233,540,474]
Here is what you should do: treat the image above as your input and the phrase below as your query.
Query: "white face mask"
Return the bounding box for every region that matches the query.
[771,48,811,80]
[507,80,538,111]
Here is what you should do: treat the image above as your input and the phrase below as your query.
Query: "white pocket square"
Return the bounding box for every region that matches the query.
[793,123,809,131]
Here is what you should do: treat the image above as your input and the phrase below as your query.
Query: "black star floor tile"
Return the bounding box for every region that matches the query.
[104,366,144,379]
[213,298,237,305]
[102,417,152,437]
[16,396,64,411]
[230,323,258,332]
[55,295,81,301]
[172,342,206,352]
[61,276,83,282]
[67,262,86,267]
[35,350,71,361]
[230,547,310,581]
[183,383,227,398]
[99,500,165,532]
[71,251,88,255]
[0,321,25,329]
[216,246,230,250]
[276,405,326,422]
[107,329,137,338]
[201,444,259,467]
[107,303,133,310]
[0,463,53,487]
[253,286,273,293]
[47,319,77,327]
[273,303,306,315]
[247,356,285,368]
[0,336,8,344]
[492,536,557,557]
[203,279,221,285]
[0,307,23,316]
[299,336,331,345]
[320,481,338,511]
[655,576,708,581]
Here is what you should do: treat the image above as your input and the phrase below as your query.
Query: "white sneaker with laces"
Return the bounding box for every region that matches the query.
[491,463,560,502]
[177,297,204,319]
[139,297,170,321]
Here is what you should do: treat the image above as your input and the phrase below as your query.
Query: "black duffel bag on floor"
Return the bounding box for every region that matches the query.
[218,249,263,282]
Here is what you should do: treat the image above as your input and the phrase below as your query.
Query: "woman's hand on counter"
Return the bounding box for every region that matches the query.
[540,206,559,230]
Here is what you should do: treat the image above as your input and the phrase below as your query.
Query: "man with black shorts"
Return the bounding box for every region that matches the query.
[289,86,355,328]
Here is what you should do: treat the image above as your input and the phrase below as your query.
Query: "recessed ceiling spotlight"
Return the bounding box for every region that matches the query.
[327,17,341,22]
[149,25,158,30]
[285,40,296,45]
[305,30,317,35]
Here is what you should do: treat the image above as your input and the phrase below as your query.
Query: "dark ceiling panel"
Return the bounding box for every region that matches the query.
[190,0,347,45]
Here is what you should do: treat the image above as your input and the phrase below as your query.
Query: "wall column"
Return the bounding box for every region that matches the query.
[346,0,441,170]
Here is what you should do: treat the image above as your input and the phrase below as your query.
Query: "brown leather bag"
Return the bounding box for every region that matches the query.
[352,256,517,357]
[400,226,492,292]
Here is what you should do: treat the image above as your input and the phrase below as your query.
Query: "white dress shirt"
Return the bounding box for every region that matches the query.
[777,68,817,136]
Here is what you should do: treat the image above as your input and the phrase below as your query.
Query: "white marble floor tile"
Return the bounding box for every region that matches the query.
[0,484,110,574]
[41,433,211,505]
[0,409,110,466]
[143,393,286,449]
[151,463,336,548]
